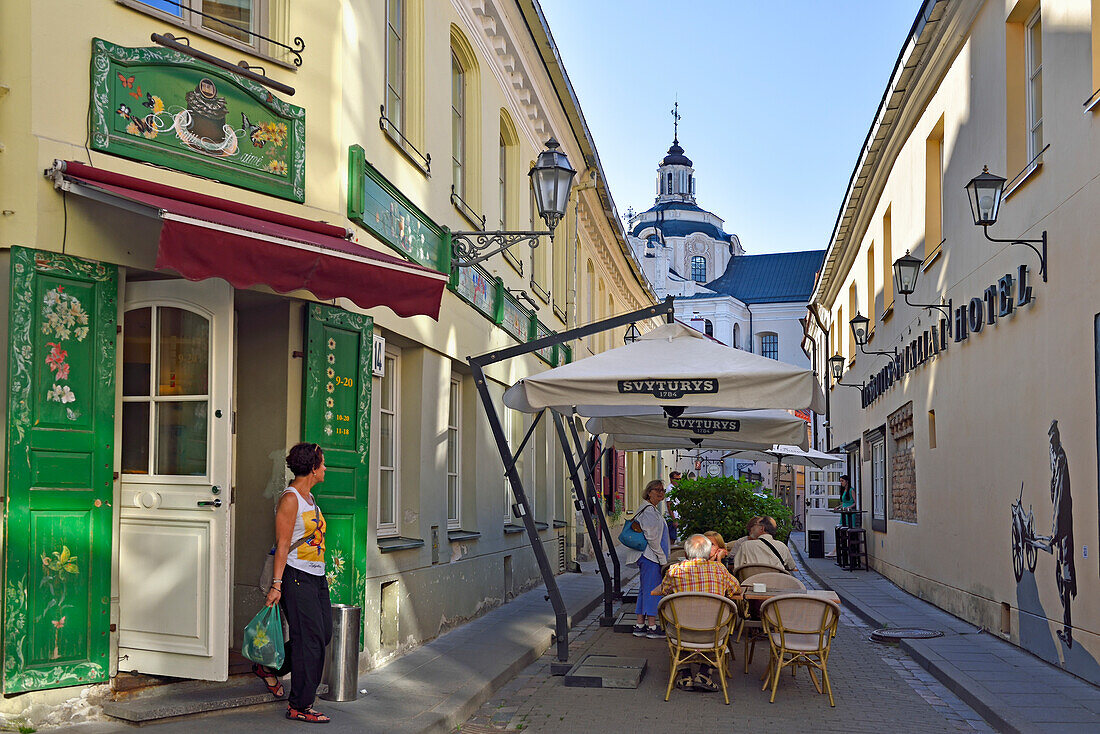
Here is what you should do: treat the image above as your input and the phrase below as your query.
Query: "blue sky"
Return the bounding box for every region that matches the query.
[539,1,922,254]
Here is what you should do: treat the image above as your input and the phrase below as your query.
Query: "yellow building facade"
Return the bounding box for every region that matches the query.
[0,0,658,707]
[808,0,1100,683]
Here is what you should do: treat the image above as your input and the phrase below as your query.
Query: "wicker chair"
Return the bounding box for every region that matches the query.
[731,563,787,582]
[759,594,840,706]
[657,592,738,705]
[737,573,806,673]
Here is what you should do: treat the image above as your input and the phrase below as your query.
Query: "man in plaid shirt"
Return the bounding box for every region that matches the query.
[653,534,740,692]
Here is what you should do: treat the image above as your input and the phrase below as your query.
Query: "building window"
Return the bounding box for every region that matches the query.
[732,323,740,349]
[703,319,713,338]
[498,134,507,230]
[378,348,400,535]
[447,376,461,529]
[667,172,672,195]
[131,1,261,46]
[1026,7,1043,159]
[385,0,405,134]
[504,409,527,523]
[871,433,886,526]
[760,333,778,360]
[451,51,465,201]
[691,255,707,283]
[882,206,893,312]
[658,174,664,195]
[866,242,876,326]
[925,116,945,255]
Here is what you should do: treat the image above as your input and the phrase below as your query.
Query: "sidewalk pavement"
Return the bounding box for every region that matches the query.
[70,562,632,734]
[790,532,1100,734]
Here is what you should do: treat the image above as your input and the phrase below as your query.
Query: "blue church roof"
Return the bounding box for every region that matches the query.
[702,250,826,304]
[630,216,733,242]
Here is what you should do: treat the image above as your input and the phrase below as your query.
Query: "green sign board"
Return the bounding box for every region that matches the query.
[90,38,305,202]
[347,145,450,273]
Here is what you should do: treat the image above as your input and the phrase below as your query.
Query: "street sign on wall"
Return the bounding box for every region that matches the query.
[90,38,305,202]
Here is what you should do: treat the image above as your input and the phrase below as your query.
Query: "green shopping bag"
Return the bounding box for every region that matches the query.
[242,605,286,669]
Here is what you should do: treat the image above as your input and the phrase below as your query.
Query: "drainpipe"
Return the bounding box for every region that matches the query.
[747,304,753,353]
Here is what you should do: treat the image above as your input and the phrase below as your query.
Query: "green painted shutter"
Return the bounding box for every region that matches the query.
[4,248,117,693]
[301,304,372,623]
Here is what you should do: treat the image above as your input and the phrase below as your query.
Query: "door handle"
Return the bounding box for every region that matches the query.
[197,499,223,508]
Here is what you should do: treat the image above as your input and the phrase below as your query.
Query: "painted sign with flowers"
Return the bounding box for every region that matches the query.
[90,38,305,202]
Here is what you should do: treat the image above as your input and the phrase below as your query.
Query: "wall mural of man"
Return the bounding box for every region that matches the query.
[1045,420,1077,648]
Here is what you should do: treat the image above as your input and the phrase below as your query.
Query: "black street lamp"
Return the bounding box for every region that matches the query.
[623,322,641,344]
[965,166,1048,282]
[828,354,863,391]
[452,138,577,267]
[892,250,952,332]
[849,312,896,359]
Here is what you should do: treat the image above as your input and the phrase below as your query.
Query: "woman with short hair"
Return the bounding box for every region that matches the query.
[621,479,670,638]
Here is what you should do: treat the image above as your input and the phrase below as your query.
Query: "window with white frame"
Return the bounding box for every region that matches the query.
[1026,6,1043,159]
[871,434,886,523]
[446,376,461,529]
[378,348,400,535]
[691,256,707,283]
[451,51,466,200]
[127,1,265,48]
[385,0,405,134]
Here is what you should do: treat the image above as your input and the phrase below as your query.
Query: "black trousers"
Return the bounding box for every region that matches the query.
[276,565,332,709]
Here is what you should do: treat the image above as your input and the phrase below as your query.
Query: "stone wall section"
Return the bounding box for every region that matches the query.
[889,402,916,523]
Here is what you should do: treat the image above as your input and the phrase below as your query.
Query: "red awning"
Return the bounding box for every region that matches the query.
[50,160,448,320]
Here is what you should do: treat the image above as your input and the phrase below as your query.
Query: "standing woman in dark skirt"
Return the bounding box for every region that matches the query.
[258,442,333,724]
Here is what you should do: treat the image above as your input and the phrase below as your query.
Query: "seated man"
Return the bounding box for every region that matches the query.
[653,533,740,693]
[727,516,764,557]
[732,516,796,573]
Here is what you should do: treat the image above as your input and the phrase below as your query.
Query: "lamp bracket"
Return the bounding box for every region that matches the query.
[982,227,1047,282]
[903,294,953,336]
[835,382,864,391]
[452,230,550,267]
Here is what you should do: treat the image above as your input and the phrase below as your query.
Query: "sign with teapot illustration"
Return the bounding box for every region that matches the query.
[89,38,305,201]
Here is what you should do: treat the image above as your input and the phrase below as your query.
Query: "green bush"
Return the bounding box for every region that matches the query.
[668,475,794,544]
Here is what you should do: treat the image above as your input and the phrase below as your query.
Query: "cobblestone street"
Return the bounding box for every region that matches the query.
[457,569,994,733]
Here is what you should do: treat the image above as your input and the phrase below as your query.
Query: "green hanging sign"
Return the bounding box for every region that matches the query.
[347,145,450,273]
[89,38,305,202]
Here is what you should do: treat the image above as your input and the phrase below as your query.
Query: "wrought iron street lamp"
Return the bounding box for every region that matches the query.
[849,312,896,359]
[828,354,863,391]
[892,250,952,333]
[623,322,641,344]
[965,166,1048,282]
[452,138,577,267]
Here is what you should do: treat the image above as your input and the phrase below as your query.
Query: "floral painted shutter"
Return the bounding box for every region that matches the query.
[4,248,117,693]
[301,304,372,620]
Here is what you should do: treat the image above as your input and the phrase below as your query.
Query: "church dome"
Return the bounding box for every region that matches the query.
[661,141,693,167]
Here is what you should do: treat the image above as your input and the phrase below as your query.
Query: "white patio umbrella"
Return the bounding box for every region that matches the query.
[586,410,809,450]
[601,433,776,452]
[503,322,825,416]
[725,444,845,469]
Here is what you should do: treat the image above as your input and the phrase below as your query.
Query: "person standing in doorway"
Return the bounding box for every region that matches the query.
[262,443,333,724]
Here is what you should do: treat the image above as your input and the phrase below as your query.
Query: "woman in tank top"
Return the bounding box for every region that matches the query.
[256,442,332,724]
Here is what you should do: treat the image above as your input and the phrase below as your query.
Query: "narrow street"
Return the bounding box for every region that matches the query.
[458,566,993,733]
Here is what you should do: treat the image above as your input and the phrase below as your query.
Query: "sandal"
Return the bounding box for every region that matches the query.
[252,663,284,698]
[693,673,720,693]
[674,671,695,692]
[286,706,330,723]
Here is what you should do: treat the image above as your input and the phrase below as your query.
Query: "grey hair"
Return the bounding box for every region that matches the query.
[683,534,713,560]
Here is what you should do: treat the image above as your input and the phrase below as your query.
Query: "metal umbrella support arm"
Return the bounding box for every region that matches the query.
[468,297,675,669]
[571,428,622,597]
[551,412,616,627]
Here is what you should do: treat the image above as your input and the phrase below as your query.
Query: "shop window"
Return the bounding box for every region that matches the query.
[378,348,400,535]
[760,332,778,360]
[122,306,211,477]
[447,376,461,529]
[691,256,707,283]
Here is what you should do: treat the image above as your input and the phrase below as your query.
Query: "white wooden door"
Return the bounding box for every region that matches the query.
[118,279,233,681]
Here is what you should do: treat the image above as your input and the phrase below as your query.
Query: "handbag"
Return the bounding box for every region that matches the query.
[258,531,316,592]
[618,505,652,551]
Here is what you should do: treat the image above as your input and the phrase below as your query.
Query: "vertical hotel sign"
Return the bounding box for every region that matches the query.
[347,145,450,273]
[89,38,305,201]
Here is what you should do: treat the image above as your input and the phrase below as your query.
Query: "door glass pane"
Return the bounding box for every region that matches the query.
[156,401,208,475]
[158,308,209,396]
[201,0,253,43]
[380,412,393,466]
[123,308,152,396]
[121,403,151,474]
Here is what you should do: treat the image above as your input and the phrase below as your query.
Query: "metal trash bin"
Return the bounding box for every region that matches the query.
[807,530,825,558]
[321,604,361,701]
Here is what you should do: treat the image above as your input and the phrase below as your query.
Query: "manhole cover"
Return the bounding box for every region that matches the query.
[871,627,944,642]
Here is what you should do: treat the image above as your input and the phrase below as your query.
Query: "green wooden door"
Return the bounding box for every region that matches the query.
[301,304,372,619]
[4,247,117,693]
